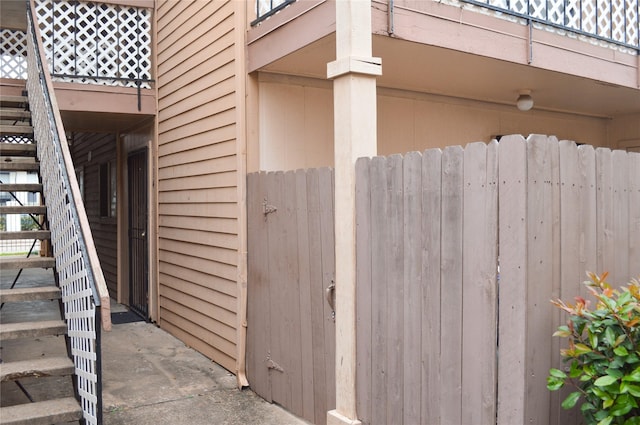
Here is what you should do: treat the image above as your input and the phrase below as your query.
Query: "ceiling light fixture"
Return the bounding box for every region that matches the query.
[516,89,534,111]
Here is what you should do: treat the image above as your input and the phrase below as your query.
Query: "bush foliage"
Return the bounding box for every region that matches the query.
[548,272,640,425]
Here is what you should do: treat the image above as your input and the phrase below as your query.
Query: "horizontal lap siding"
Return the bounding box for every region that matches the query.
[157,0,239,373]
[70,132,118,298]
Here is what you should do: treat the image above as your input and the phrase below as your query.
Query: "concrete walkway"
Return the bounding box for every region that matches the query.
[102,319,307,425]
[1,267,308,425]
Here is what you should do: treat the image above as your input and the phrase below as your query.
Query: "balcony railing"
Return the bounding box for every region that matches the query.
[1,0,152,88]
[252,0,297,25]
[459,0,639,51]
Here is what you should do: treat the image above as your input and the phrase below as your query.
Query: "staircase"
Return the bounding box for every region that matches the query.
[0,91,83,424]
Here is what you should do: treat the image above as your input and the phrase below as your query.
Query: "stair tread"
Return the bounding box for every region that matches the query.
[0,183,42,192]
[0,286,60,303]
[0,320,67,341]
[0,397,82,425]
[0,109,31,120]
[0,256,55,270]
[0,230,50,241]
[0,162,39,171]
[0,205,46,214]
[0,356,74,382]
[0,143,36,157]
[0,125,33,135]
[0,95,28,105]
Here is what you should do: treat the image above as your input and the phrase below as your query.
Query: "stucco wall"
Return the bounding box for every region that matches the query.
[258,74,611,171]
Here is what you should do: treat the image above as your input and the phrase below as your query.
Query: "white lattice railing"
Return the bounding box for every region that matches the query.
[458,0,639,51]
[0,28,28,79]
[1,0,152,87]
[35,0,152,88]
[27,3,111,424]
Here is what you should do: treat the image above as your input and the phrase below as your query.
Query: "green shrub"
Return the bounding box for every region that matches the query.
[548,272,640,425]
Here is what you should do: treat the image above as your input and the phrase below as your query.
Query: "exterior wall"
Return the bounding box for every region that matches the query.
[70,131,118,298]
[610,113,640,151]
[156,0,242,373]
[257,74,610,171]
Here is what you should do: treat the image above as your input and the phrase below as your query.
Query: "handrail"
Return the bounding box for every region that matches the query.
[26,0,111,422]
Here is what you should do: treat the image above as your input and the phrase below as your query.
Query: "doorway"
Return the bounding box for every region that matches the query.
[128,149,148,318]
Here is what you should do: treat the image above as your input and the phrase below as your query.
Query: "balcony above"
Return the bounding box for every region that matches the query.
[248,0,640,119]
[1,0,155,130]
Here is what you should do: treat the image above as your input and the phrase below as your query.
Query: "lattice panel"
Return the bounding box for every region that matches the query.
[626,0,639,46]
[35,0,151,88]
[611,1,626,43]
[597,0,613,38]
[0,135,34,144]
[529,0,547,20]
[1,29,28,79]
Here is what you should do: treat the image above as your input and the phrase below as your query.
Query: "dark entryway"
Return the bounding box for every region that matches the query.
[128,149,148,318]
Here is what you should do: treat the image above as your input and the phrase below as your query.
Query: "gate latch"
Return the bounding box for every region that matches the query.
[326,280,335,322]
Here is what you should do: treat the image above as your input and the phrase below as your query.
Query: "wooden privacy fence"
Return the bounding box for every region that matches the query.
[246,134,640,425]
[246,168,336,425]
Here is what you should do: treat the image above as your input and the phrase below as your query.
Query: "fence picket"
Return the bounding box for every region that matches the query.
[402,152,422,425]
[295,169,315,423]
[461,141,498,425]
[306,169,330,425]
[421,148,442,425]
[497,135,527,425]
[246,172,272,402]
[440,146,464,425]
[613,150,630,283]
[355,158,372,425]
[596,148,615,282]
[370,156,389,424]
[318,168,336,418]
[557,140,583,425]
[386,155,405,424]
[266,171,289,407]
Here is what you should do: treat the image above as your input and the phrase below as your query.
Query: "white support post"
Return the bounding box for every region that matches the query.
[327,1,380,424]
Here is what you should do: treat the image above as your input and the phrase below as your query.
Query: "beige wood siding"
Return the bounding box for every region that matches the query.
[70,132,118,298]
[156,0,239,373]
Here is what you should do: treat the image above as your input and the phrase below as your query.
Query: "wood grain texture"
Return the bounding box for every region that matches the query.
[497,134,527,425]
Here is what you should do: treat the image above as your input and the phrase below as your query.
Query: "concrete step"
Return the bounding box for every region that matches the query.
[0,125,33,136]
[0,205,46,215]
[0,286,60,303]
[0,109,31,120]
[0,143,36,157]
[0,397,82,425]
[0,320,67,341]
[0,356,73,382]
[0,183,42,192]
[0,256,55,270]
[0,230,50,241]
[0,161,39,172]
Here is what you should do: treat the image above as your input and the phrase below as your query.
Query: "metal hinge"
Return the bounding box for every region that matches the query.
[266,351,284,373]
[262,198,277,216]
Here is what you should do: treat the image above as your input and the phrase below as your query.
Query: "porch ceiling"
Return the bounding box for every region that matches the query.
[257,34,640,118]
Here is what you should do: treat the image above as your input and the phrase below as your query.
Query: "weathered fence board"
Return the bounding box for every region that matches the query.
[439,145,464,425]
[497,134,527,425]
[420,148,442,425]
[247,135,639,425]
